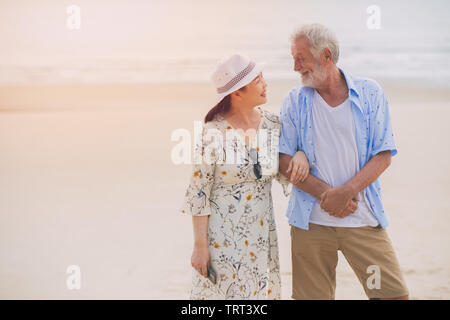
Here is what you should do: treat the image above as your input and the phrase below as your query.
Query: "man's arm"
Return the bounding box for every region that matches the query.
[320,150,391,217]
[346,150,391,196]
[322,85,396,217]
[280,153,359,215]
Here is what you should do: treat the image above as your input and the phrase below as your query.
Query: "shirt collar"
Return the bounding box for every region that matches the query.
[339,68,360,97]
[339,68,364,113]
[298,68,363,113]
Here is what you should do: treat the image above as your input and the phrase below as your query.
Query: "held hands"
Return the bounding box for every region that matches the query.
[191,244,209,278]
[320,185,360,218]
[286,151,310,184]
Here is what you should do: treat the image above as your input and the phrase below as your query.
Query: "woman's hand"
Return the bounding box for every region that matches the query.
[286,151,310,184]
[191,244,210,278]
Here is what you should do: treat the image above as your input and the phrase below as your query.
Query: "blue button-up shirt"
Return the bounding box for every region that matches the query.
[279,69,397,230]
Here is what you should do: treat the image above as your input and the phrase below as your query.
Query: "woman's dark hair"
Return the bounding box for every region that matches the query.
[204,87,246,123]
[204,94,231,123]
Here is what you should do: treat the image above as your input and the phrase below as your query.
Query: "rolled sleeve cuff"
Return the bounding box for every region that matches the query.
[279,145,296,157]
[371,146,397,158]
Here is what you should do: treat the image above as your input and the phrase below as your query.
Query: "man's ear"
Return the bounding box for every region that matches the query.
[322,48,333,63]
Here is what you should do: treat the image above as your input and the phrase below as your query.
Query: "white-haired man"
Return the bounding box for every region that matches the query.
[279,23,409,300]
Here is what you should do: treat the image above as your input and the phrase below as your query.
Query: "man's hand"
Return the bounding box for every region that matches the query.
[320,185,359,217]
[329,195,360,217]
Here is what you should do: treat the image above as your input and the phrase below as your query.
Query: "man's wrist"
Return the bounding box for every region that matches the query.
[319,184,332,196]
[342,182,358,198]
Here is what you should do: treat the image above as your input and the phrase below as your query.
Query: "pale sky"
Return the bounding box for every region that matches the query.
[1,0,448,85]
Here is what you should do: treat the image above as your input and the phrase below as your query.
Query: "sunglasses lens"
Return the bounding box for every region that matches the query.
[254,163,262,179]
[248,147,261,179]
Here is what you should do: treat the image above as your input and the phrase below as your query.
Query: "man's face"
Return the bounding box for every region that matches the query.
[291,36,327,88]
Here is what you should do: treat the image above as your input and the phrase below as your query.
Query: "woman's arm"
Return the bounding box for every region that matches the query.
[181,124,216,278]
[191,216,209,278]
[280,153,329,198]
[286,150,310,184]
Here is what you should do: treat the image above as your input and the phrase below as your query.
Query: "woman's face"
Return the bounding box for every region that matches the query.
[237,72,267,106]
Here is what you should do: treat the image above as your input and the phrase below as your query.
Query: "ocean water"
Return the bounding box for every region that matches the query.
[0,0,449,86]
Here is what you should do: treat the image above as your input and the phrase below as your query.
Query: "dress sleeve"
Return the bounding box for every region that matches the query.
[180,124,217,216]
[263,109,292,197]
[274,171,292,197]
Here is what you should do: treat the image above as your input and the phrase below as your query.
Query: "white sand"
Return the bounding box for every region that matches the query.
[0,80,449,299]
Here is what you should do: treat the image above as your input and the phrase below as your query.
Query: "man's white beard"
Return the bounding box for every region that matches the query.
[301,61,327,88]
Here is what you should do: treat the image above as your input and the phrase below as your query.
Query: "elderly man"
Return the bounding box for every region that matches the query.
[279,23,409,300]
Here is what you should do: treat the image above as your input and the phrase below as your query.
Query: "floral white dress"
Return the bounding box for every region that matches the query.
[181,106,290,300]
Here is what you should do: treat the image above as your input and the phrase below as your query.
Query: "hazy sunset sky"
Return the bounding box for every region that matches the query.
[1,0,448,84]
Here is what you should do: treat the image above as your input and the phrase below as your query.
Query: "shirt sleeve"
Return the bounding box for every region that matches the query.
[180,125,216,216]
[370,88,398,158]
[279,94,299,157]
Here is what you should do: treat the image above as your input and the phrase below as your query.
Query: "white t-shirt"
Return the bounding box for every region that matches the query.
[309,89,379,227]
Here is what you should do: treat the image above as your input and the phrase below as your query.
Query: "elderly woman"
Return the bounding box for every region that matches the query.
[181,53,309,300]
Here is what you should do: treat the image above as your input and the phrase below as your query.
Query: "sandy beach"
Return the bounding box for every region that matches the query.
[0,79,449,299]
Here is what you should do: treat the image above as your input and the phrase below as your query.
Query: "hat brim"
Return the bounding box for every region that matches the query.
[216,62,266,103]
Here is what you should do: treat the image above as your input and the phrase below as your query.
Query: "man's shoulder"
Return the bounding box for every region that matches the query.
[285,84,312,98]
[351,75,385,97]
[349,75,390,117]
[282,85,312,111]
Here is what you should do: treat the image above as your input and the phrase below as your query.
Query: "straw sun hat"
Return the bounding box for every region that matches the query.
[211,53,266,102]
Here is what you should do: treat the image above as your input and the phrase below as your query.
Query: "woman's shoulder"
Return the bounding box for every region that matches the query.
[203,114,227,131]
[257,106,281,128]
